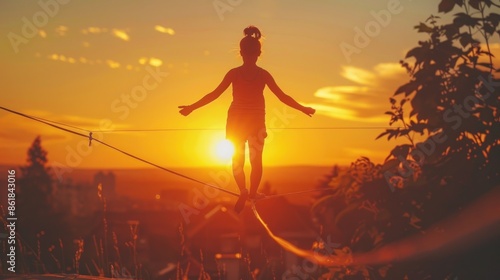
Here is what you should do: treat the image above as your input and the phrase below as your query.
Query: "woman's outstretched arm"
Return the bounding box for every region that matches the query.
[264,71,315,116]
[179,70,234,116]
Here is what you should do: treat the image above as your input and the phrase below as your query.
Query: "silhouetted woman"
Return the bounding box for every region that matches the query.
[179,26,315,212]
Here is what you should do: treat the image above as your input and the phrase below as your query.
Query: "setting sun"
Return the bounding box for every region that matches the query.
[213,139,235,162]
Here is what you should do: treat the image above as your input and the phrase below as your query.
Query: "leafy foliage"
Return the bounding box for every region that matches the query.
[378,0,500,185]
[314,1,500,279]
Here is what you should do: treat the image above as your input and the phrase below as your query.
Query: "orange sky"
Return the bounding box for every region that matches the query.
[1,0,498,169]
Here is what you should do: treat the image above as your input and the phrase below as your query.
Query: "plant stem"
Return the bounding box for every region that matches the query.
[479,2,494,74]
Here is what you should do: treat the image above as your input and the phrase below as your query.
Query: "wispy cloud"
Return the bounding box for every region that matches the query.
[82,26,108,34]
[81,26,131,41]
[306,102,388,123]
[374,63,406,78]
[341,66,377,85]
[45,52,146,71]
[106,59,120,69]
[30,24,178,71]
[49,53,76,63]
[308,62,407,123]
[38,29,47,38]
[55,25,68,36]
[112,29,130,41]
[154,25,175,35]
[139,57,163,67]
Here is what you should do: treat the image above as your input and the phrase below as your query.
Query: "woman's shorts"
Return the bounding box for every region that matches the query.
[226,108,267,143]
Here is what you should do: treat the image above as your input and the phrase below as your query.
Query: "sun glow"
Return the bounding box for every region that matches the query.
[213,139,235,162]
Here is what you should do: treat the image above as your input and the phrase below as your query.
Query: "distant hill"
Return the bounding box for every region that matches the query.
[0,164,338,205]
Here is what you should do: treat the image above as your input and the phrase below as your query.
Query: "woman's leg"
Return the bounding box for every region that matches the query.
[232,140,248,213]
[248,135,264,198]
[232,140,246,193]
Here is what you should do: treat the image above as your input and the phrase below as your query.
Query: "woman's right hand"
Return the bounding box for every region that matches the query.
[178,105,194,116]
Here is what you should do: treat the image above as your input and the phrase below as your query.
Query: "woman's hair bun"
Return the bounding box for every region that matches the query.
[243,26,261,40]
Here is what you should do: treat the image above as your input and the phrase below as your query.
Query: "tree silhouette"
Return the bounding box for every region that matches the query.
[379,0,500,190]
[17,136,65,273]
[313,1,500,279]
[18,136,54,234]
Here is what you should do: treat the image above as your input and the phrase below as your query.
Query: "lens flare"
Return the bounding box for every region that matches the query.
[214,139,235,161]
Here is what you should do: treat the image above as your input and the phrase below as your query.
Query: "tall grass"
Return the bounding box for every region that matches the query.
[0,182,146,278]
